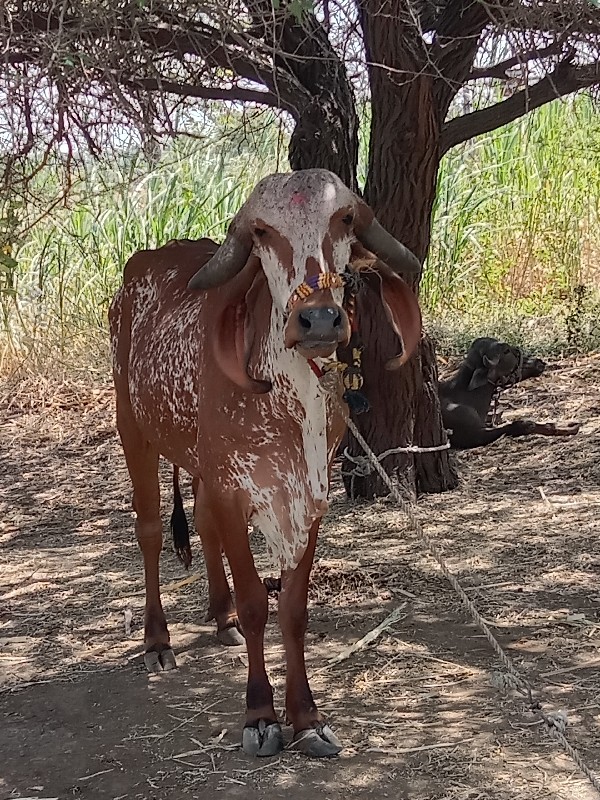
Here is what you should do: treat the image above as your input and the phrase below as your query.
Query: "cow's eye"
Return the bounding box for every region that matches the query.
[254,227,266,238]
[342,214,354,225]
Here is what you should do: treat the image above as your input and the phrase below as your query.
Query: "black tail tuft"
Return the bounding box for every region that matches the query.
[170,466,192,569]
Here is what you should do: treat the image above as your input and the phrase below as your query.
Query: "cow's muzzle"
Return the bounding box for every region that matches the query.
[285,299,350,359]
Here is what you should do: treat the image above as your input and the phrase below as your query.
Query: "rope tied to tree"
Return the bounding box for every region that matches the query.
[315,371,600,797]
[341,442,451,500]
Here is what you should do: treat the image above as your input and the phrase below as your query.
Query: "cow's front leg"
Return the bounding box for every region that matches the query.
[212,502,283,757]
[279,520,342,757]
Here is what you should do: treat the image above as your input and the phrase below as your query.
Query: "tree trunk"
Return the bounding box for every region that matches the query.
[288,91,359,191]
[342,3,458,497]
[341,294,457,498]
[260,5,360,191]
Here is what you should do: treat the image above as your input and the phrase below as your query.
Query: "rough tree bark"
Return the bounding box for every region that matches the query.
[289,90,359,192]
[247,1,360,190]
[286,35,359,188]
[340,2,459,497]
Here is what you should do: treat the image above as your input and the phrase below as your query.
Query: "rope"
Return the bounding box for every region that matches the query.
[342,442,451,500]
[489,386,503,427]
[318,374,600,795]
[343,441,450,466]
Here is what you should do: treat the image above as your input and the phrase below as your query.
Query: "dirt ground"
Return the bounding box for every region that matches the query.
[1,355,600,800]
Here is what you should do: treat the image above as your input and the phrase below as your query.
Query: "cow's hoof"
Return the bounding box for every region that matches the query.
[290,725,342,758]
[217,624,245,647]
[144,648,177,673]
[242,720,284,757]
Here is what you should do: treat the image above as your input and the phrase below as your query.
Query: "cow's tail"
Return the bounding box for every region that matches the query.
[170,465,192,569]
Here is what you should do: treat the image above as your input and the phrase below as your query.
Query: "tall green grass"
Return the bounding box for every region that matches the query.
[0,114,288,373]
[423,96,600,340]
[355,95,600,321]
[1,98,599,374]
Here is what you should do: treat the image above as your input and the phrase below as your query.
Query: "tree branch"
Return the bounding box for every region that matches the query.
[7,9,306,116]
[434,0,491,42]
[441,60,600,154]
[487,1,600,37]
[468,40,569,81]
[124,77,290,111]
[431,0,492,120]
[3,52,39,65]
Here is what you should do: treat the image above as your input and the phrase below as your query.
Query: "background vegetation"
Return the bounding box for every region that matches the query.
[1,96,599,377]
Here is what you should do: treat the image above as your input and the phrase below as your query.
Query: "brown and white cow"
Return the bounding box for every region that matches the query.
[109,169,422,758]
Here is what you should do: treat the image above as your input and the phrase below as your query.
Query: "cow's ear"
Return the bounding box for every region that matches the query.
[468,368,489,391]
[212,258,272,393]
[362,263,422,369]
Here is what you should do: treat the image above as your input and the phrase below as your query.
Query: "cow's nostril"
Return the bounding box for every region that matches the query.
[333,312,342,328]
[299,311,312,330]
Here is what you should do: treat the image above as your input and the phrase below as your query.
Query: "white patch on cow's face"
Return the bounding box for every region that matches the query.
[246,170,355,311]
[331,235,352,305]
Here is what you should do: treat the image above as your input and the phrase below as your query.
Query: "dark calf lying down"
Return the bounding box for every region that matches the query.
[439,337,580,449]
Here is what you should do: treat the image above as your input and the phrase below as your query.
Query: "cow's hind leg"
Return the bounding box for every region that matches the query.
[205,499,282,757]
[193,484,244,646]
[117,402,175,672]
[279,520,342,758]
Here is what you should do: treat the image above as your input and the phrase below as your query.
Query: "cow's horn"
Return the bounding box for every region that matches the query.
[357,218,421,275]
[188,229,252,290]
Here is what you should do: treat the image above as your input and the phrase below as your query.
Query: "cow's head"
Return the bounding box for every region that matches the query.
[188,169,422,385]
[466,338,525,390]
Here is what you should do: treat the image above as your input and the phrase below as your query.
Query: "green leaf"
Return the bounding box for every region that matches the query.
[0,253,18,271]
[287,0,310,20]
